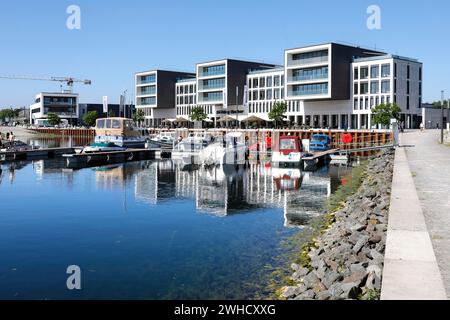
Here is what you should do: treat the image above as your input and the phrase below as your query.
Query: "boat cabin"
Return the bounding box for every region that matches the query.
[95,118,146,138]
[310,134,332,152]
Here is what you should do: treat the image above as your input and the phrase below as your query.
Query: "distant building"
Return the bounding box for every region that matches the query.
[418,103,448,129]
[30,92,78,125]
[78,103,135,123]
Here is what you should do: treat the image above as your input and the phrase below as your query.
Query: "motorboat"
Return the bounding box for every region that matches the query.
[80,142,126,154]
[175,131,214,153]
[0,140,37,152]
[199,132,247,166]
[148,131,176,149]
[93,117,149,148]
[309,134,332,152]
[271,135,303,167]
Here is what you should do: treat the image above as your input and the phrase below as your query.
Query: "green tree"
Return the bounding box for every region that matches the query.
[268,101,287,128]
[108,110,115,117]
[83,111,98,127]
[0,108,18,121]
[47,113,61,126]
[190,106,207,122]
[432,101,449,108]
[132,109,145,126]
[371,103,402,127]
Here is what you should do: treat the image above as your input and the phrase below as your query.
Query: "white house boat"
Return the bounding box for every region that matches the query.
[147,131,176,149]
[93,117,149,149]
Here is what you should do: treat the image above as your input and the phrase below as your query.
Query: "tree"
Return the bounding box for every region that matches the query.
[132,109,145,126]
[268,101,287,128]
[432,101,449,108]
[108,110,115,117]
[371,103,402,127]
[190,106,207,122]
[83,111,98,127]
[47,113,61,126]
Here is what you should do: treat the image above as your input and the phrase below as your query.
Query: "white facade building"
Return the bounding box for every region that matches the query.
[30,92,79,125]
[135,43,423,129]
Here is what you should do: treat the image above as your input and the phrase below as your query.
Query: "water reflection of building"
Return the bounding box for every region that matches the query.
[136,160,344,225]
[95,162,146,191]
[135,160,177,205]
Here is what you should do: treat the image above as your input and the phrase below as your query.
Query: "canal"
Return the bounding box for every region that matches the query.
[0,156,352,299]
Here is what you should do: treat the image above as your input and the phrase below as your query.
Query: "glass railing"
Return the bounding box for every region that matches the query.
[288,56,328,66]
[289,88,328,96]
[139,78,156,84]
[199,95,223,102]
[199,83,225,90]
[139,88,156,95]
[289,73,328,82]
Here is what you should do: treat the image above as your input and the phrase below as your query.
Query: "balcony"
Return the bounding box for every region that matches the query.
[139,87,156,96]
[288,73,328,83]
[289,86,328,97]
[287,56,329,67]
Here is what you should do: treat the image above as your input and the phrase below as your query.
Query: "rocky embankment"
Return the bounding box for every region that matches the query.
[280,150,395,300]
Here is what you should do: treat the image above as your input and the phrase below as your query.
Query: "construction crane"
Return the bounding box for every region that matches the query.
[0,75,92,93]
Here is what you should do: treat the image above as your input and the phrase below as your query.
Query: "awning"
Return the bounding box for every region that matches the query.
[203,118,214,123]
[218,115,239,122]
[175,116,191,122]
[241,114,272,122]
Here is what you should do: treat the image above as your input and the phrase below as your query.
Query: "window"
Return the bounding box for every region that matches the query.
[202,78,225,90]
[202,65,225,77]
[407,65,410,79]
[274,76,280,86]
[360,82,369,94]
[292,83,328,96]
[381,96,385,104]
[419,67,422,81]
[365,97,369,110]
[259,90,265,100]
[354,99,358,110]
[293,66,328,81]
[252,91,258,101]
[292,50,328,64]
[407,96,410,110]
[266,76,272,87]
[381,80,391,93]
[97,119,105,128]
[394,63,397,77]
[253,78,259,88]
[260,77,265,88]
[407,81,410,95]
[280,139,297,150]
[370,97,374,107]
[381,64,391,78]
[266,89,272,100]
[281,76,284,86]
[370,82,379,94]
[394,80,397,93]
[371,65,379,78]
[274,89,280,99]
[354,68,359,80]
[354,83,358,95]
[360,67,369,79]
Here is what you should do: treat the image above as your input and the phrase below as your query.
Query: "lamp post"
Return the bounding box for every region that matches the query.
[441,90,445,144]
[235,86,239,129]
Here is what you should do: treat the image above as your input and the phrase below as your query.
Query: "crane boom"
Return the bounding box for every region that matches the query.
[0,75,92,93]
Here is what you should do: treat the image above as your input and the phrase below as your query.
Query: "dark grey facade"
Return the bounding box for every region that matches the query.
[156,70,196,109]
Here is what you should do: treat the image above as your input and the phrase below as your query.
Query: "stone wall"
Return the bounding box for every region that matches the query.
[280,150,395,300]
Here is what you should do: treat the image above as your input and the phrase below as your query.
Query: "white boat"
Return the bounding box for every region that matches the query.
[0,140,37,152]
[176,132,214,153]
[94,117,149,148]
[148,131,176,149]
[271,135,303,167]
[81,142,126,154]
[199,132,247,166]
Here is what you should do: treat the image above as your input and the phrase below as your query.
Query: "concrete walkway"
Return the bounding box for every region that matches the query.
[381,130,449,300]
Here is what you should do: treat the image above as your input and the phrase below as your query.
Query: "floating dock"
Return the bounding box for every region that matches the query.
[63,149,159,168]
[0,147,75,162]
[302,148,340,169]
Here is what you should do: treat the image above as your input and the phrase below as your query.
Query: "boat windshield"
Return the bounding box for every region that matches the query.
[97,119,105,128]
[280,139,297,150]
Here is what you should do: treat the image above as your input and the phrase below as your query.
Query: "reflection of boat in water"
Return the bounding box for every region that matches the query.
[199,132,247,166]
[1,140,38,153]
[272,168,303,191]
[93,117,149,148]
[175,131,214,152]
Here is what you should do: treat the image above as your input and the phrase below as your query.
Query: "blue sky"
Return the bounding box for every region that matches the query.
[0,0,448,107]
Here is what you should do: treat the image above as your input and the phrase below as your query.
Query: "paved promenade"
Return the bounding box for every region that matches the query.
[402,130,450,298]
[382,130,449,300]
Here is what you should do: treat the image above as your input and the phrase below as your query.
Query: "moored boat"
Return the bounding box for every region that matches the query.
[93,117,149,149]
[271,135,303,167]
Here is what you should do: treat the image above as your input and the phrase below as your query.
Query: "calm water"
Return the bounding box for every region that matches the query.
[0,156,351,300]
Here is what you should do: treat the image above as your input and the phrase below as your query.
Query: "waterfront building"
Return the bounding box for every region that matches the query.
[135,70,196,127]
[30,92,79,125]
[78,103,136,121]
[136,42,423,129]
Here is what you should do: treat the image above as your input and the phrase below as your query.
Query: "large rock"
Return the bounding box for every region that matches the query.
[352,235,370,254]
[323,271,342,289]
[301,272,320,290]
[341,282,361,299]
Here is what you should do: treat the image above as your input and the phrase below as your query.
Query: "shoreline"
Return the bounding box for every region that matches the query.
[278,149,395,300]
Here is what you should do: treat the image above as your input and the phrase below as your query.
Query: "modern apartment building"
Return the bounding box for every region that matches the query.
[135,70,195,126]
[136,42,423,129]
[30,92,79,125]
